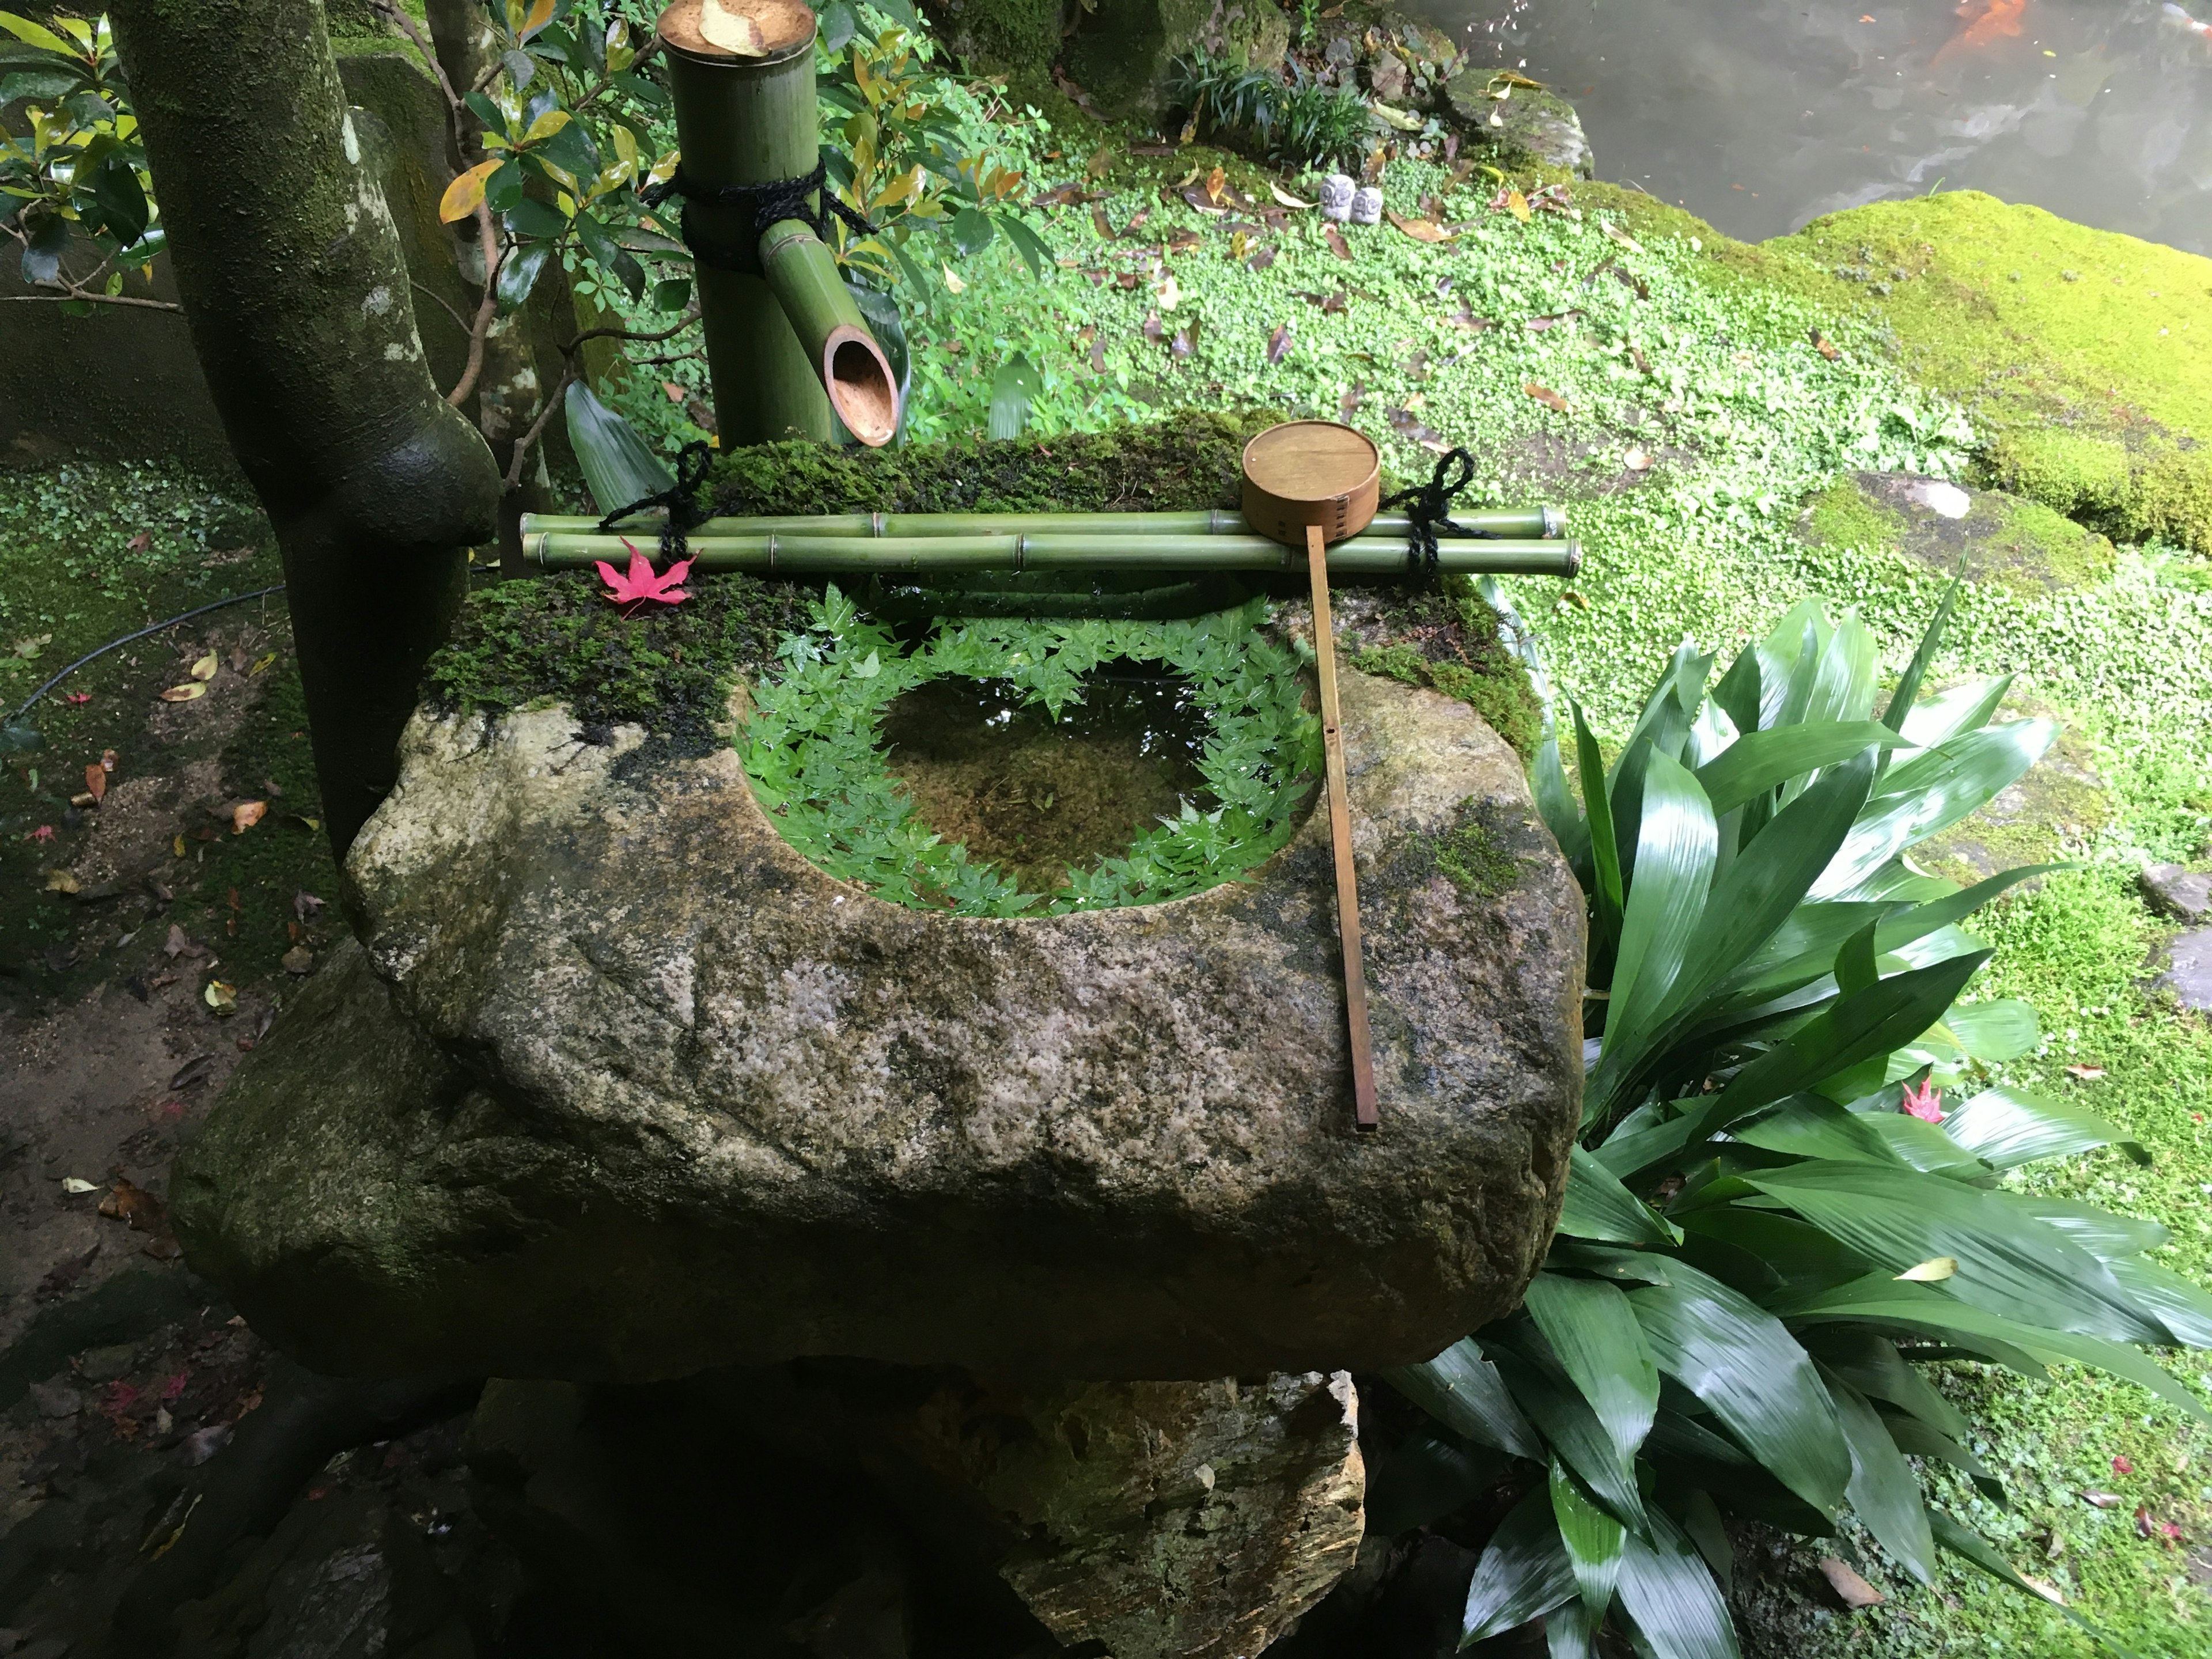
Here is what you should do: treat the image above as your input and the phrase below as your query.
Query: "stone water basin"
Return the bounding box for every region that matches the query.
[171,655,1584,1383]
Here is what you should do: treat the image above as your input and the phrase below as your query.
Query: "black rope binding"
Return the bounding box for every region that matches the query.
[644,158,876,274]
[1378,446,1494,581]
[597,438,716,565]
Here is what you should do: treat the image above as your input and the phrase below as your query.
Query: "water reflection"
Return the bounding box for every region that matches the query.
[1421,0,2212,251]
[879,671,1213,894]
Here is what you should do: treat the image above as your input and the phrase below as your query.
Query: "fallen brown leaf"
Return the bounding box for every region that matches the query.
[2082,1490,2123,1509]
[1600,218,1646,254]
[1449,301,1497,332]
[1524,310,1586,332]
[1385,209,1450,243]
[1247,244,1277,272]
[99,1177,169,1234]
[1116,271,1141,290]
[1177,187,1225,215]
[1269,183,1312,209]
[1502,188,1531,223]
[1524,381,1569,413]
[1624,448,1653,471]
[282,944,315,976]
[1085,144,1115,177]
[160,683,207,703]
[1205,164,1226,204]
[1818,1557,1883,1609]
[1090,204,1116,238]
[44,868,81,894]
[188,651,217,682]
[84,763,106,803]
[1324,225,1352,261]
[1387,408,1453,453]
[1170,319,1200,358]
[2066,1063,2107,1081]
[1339,380,1365,421]
[231,801,267,834]
[1032,180,1085,208]
[1142,310,1164,343]
[1811,327,1842,361]
[1090,336,1107,373]
[1267,323,1293,366]
[1631,345,1653,376]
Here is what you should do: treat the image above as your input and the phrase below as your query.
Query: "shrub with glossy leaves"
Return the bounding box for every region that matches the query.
[1384,584,2211,1656]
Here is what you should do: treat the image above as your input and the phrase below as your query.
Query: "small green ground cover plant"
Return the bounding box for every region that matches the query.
[1382,588,2212,1657]
[741,586,1318,914]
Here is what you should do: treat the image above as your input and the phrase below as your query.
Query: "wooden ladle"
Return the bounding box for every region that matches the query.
[1241,422,1382,1132]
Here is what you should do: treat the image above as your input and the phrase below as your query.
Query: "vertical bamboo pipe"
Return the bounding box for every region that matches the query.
[1305,524,1380,1131]
[656,0,896,446]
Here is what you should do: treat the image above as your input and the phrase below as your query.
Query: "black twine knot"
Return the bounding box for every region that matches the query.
[597,438,715,565]
[644,158,876,272]
[1378,446,1493,581]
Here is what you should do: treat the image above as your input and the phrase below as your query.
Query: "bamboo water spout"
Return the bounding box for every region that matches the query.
[657,0,899,446]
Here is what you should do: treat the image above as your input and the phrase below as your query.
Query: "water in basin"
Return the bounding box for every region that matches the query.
[1424,0,2212,252]
[880,670,1214,895]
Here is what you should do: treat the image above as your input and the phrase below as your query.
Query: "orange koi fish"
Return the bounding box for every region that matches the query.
[1934,0,2027,62]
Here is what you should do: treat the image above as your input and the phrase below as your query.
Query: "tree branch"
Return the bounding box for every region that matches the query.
[503,357,579,493]
[6,287,185,313]
[444,205,504,407]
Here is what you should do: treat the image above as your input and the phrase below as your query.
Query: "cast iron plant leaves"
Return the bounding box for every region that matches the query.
[1382,581,2212,1658]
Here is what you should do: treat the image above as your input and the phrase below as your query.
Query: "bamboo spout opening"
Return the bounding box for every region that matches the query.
[827,326,898,449]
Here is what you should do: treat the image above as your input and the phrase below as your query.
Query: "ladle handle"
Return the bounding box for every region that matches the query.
[1307,524,1380,1132]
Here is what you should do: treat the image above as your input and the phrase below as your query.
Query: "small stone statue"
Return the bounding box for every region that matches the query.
[1349,185,1383,226]
[1319,174,1355,222]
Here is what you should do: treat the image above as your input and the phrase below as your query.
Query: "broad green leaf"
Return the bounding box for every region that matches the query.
[1692,722,1903,816]
[1813,719,2058,900]
[1461,1491,1578,1646]
[1675,948,1990,1150]
[1941,1085,2147,1169]
[1747,1162,2166,1344]
[1768,611,1826,731]
[1881,575,1960,736]
[1863,1111,1993,1180]
[1710,643,1762,740]
[1550,1460,1624,1619]
[1801,612,1877,728]
[564,380,673,517]
[1547,1598,1599,1659]
[1935,999,2039,1063]
[1673,1205,1871,1293]
[1533,721,1592,870]
[1629,1260,1850,1516]
[573,210,644,302]
[987,351,1041,441]
[1489,1333,1649,1531]
[1732,1094,1902,1165]
[1802,1330,1969,1440]
[2105,1255,2212,1349]
[1650,752,1875,1028]
[1605,751,1717,1067]
[1779,1276,2211,1423]
[0,10,74,53]
[1574,699,1624,969]
[998,210,1053,281]
[1822,1369,1936,1584]
[2002,1194,2169,1259]
[1559,1146,1681,1247]
[949,204,995,255]
[1896,673,2010,751]
[1525,1273,1660,1471]
[1679,1491,1733,1592]
[1615,1504,1740,1659]
[1880,1409,2003,1500]
[1929,1511,2148,1658]
[1384,1337,1544,1463]
[495,238,550,309]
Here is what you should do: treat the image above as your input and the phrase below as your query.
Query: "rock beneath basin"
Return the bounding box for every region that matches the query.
[463,1365,1363,1659]
[1444,73,1593,177]
[172,666,1583,1382]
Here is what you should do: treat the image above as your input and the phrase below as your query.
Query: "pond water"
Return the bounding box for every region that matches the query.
[880,671,1213,894]
[1422,0,2212,253]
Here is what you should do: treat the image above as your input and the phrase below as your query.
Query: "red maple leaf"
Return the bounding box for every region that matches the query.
[29,824,55,843]
[1900,1077,1944,1123]
[594,539,692,610]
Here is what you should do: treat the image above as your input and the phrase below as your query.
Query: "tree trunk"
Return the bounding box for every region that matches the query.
[110,0,501,855]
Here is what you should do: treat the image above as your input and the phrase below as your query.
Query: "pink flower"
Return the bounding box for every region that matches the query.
[63,691,90,704]
[2113,1455,2135,1475]
[1901,1078,1944,1123]
[29,824,55,843]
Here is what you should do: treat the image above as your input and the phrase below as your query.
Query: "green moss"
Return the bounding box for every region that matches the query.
[939,0,1065,82]
[1348,582,1543,759]
[1433,797,1520,898]
[423,571,807,749]
[1801,476,1906,554]
[710,409,1281,516]
[1768,192,2212,551]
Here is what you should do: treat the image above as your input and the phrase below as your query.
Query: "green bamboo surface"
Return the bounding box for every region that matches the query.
[528,528,1582,578]
[521,505,1566,540]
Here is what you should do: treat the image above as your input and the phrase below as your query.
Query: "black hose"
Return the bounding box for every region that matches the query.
[5,583,287,731]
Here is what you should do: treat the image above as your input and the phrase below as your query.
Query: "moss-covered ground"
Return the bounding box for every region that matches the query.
[0,466,344,1016]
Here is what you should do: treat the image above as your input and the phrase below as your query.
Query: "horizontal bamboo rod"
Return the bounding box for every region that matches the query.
[527,529,1582,578]
[520,505,1568,541]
